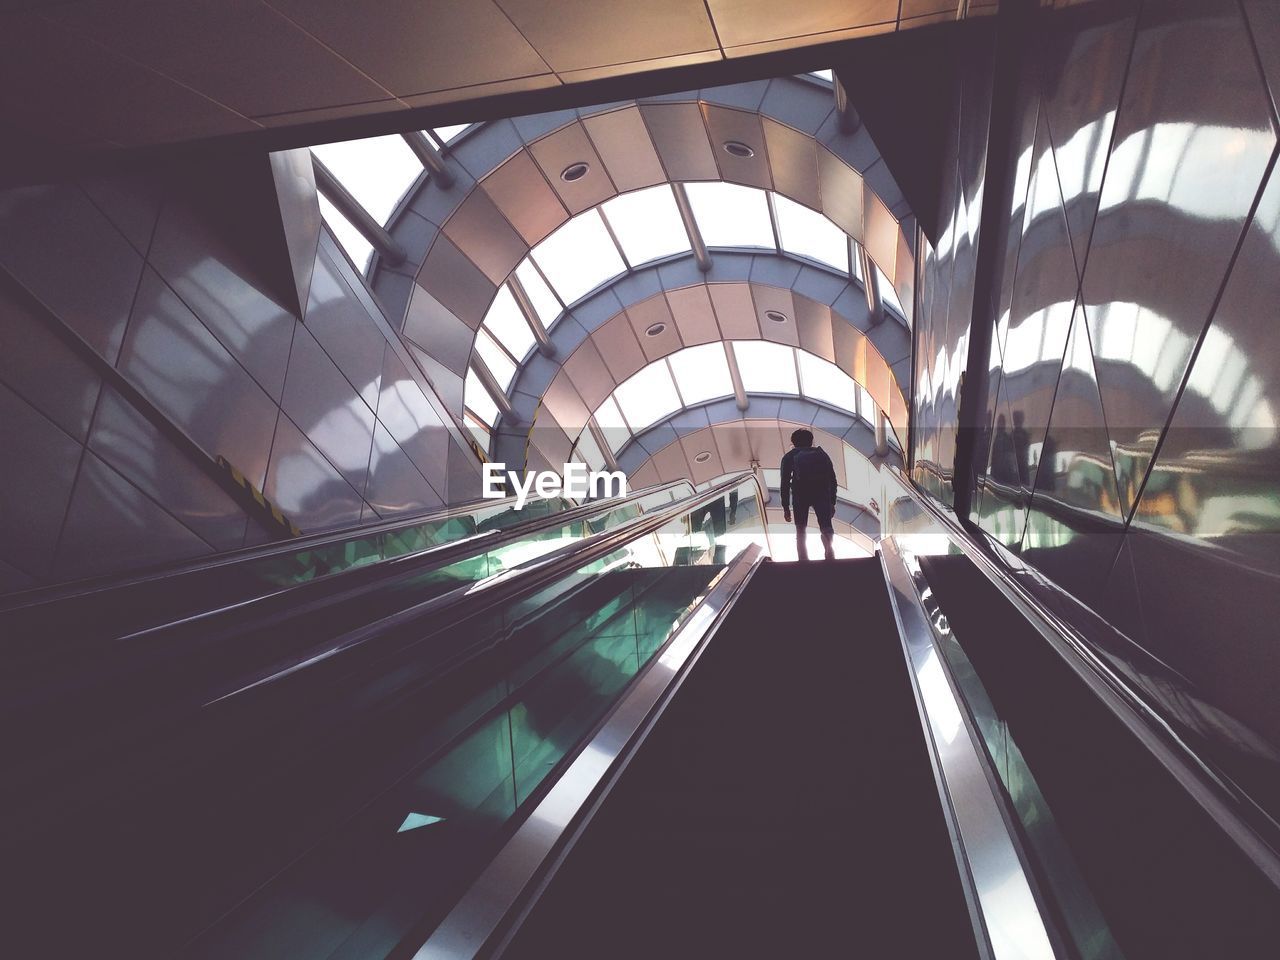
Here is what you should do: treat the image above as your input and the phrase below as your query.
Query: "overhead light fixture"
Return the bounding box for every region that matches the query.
[764,310,788,324]
[645,322,667,337]
[694,451,713,464]
[561,162,590,182]
[723,140,755,159]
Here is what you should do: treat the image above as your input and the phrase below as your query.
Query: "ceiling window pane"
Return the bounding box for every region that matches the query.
[311,135,422,225]
[594,395,630,453]
[572,428,606,471]
[473,329,517,391]
[465,368,500,426]
[531,209,627,306]
[857,383,876,422]
[851,240,865,281]
[432,124,471,143]
[613,362,682,432]
[773,193,849,272]
[877,262,906,318]
[733,340,799,394]
[464,412,491,452]
[601,185,691,266]
[483,285,537,361]
[809,69,833,82]
[514,260,564,326]
[668,343,733,406]
[317,193,374,272]
[798,351,857,412]
[684,181,777,250]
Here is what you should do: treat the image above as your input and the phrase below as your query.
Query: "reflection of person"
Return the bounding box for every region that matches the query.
[1012,410,1031,486]
[991,415,1017,485]
[781,429,837,562]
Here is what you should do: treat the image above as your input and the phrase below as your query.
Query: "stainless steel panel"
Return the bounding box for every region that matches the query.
[711,419,751,463]
[528,121,617,215]
[746,417,786,463]
[442,188,529,285]
[562,337,616,409]
[701,104,772,190]
[480,150,569,245]
[750,284,799,347]
[417,235,497,331]
[665,285,720,346]
[46,0,390,118]
[117,268,279,489]
[378,348,450,495]
[649,435,691,482]
[1082,0,1277,517]
[0,284,102,443]
[530,411,573,467]
[262,413,365,534]
[88,387,248,552]
[817,147,864,241]
[581,107,668,193]
[403,284,474,377]
[1244,0,1280,119]
[0,184,144,364]
[266,0,547,96]
[542,372,590,434]
[626,294,681,361]
[54,451,212,580]
[863,188,899,282]
[0,382,83,578]
[639,102,720,182]
[708,282,760,339]
[589,312,647,382]
[365,422,441,517]
[281,325,376,493]
[495,0,717,72]
[762,117,822,210]
[304,246,385,411]
[678,426,724,483]
[269,149,322,314]
[148,198,297,401]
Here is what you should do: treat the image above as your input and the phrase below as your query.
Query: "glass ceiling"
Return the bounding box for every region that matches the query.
[581,341,885,456]
[464,180,908,450]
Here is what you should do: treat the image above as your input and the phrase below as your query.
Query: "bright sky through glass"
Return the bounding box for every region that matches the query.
[311,135,421,224]
[877,263,906,318]
[514,261,564,326]
[594,395,630,452]
[571,427,607,470]
[317,193,373,271]
[531,209,627,305]
[473,329,518,390]
[733,340,798,393]
[668,343,733,406]
[465,368,500,425]
[857,383,876,422]
[613,361,682,432]
[432,124,470,143]
[773,194,849,272]
[482,286,537,361]
[601,185,691,265]
[684,182,777,249]
[797,351,856,412]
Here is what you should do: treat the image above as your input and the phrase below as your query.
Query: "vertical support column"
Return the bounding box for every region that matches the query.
[834,77,861,135]
[312,158,407,266]
[860,246,884,326]
[402,131,456,189]
[724,341,749,411]
[672,182,712,273]
[509,274,557,358]
[472,356,520,425]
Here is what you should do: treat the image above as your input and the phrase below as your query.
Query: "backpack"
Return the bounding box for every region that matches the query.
[790,446,830,498]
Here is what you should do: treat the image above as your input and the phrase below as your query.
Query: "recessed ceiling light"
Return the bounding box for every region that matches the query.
[694,451,712,463]
[561,162,590,182]
[723,140,755,159]
[645,322,667,337]
[764,310,788,324]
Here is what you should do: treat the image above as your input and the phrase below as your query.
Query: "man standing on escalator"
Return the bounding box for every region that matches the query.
[781,428,838,562]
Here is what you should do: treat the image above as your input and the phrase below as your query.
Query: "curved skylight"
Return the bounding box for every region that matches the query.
[684,181,777,249]
[773,194,849,272]
[531,209,627,305]
[481,286,537,364]
[601,184,691,264]
[734,340,799,394]
[312,135,421,224]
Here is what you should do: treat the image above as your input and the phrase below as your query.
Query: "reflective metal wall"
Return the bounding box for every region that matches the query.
[0,165,479,591]
[914,0,1280,825]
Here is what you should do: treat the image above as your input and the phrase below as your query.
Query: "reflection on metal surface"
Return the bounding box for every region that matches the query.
[880,535,1059,960]
[411,544,764,960]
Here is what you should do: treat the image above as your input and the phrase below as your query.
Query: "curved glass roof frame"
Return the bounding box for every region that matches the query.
[463,181,904,440]
[571,341,892,461]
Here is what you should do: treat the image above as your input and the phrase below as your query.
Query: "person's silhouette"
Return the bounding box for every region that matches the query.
[781,428,838,561]
[991,414,1017,485]
[1012,410,1031,486]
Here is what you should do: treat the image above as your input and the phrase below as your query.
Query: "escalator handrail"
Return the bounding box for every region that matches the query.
[0,480,695,614]
[883,465,1280,890]
[212,471,767,706]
